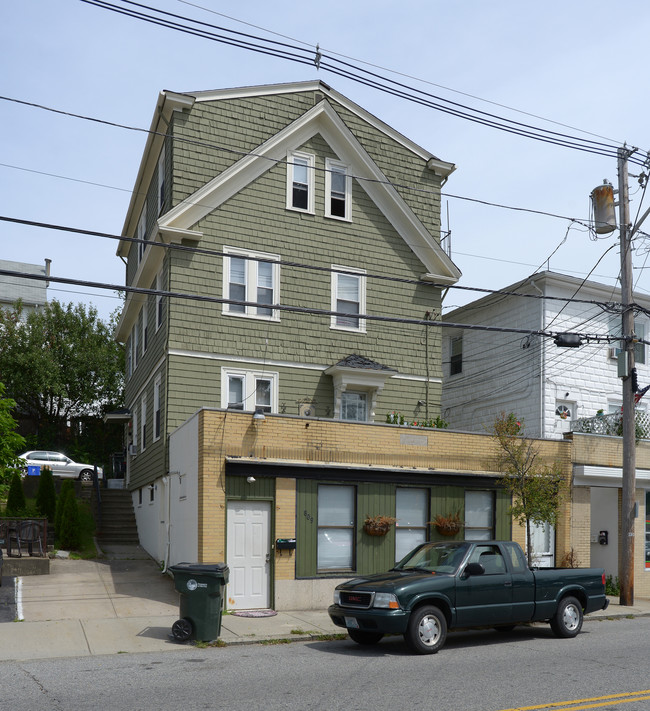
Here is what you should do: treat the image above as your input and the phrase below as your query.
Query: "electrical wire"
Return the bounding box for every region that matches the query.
[79,0,650,166]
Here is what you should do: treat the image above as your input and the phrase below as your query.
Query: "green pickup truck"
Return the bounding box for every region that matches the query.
[328,540,609,654]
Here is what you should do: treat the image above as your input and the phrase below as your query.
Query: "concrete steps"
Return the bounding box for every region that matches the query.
[95,489,139,544]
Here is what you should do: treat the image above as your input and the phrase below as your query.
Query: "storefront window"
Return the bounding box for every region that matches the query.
[395,488,428,562]
[317,485,355,570]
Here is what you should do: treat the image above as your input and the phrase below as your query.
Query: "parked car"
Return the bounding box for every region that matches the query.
[18,451,103,482]
[328,540,609,654]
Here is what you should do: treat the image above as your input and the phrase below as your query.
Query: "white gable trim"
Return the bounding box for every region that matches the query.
[160,100,460,284]
[188,81,454,172]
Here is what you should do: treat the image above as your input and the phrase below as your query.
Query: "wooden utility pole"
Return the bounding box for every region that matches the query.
[618,146,635,606]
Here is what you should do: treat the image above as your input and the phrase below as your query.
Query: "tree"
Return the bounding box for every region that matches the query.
[0,382,26,491]
[5,471,26,515]
[57,490,81,551]
[491,412,567,566]
[36,466,57,522]
[0,300,124,462]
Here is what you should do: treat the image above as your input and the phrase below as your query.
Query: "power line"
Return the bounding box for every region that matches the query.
[80,0,650,166]
[0,214,626,311]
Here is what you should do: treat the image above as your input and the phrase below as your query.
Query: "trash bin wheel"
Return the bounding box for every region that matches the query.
[172,618,193,641]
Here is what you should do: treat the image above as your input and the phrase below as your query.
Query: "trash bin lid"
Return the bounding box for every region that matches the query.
[169,562,229,575]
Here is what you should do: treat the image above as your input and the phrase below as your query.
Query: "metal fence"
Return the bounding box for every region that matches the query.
[571,411,650,440]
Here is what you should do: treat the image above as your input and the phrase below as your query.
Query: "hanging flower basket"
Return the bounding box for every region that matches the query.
[430,511,463,537]
[363,515,397,537]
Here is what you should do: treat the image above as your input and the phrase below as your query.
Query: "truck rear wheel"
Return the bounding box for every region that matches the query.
[550,596,583,638]
[404,605,447,654]
[348,629,384,645]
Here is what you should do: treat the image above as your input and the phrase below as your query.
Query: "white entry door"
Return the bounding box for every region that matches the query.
[530,522,555,567]
[226,500,271,610]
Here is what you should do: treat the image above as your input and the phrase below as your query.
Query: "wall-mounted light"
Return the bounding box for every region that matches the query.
[253,408,266,421]
[246,476,256,484]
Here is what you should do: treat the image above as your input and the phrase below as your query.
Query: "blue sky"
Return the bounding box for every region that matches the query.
[2,0,650,323]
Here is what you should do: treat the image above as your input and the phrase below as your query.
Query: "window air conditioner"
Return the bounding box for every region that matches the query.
[609,347,620,360]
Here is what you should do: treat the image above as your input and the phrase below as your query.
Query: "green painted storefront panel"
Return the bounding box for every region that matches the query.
[226,475,275,500]
[356,482,395,575]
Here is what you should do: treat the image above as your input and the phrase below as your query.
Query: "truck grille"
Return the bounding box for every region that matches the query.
[339,591,373,609]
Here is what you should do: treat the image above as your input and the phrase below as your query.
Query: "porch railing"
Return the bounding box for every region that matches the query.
[571,411,650,440]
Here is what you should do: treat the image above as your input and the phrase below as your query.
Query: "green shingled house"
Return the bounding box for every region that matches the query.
[112,82,523,609]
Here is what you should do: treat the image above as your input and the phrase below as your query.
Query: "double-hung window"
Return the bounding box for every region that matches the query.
[155,270,163,330]
[287,151,314,213]
[450,336,463,375]
[153,375,161,442]
[317,484,355,570]
[223,247,279,320]
[222,368,278,414]
[157,146,166,215]
[331,267,366,332]
[465,490,495,540]
[325,159,351,220]
[396,488,428,562]
[137,203,147,263]
[142,305,148,355]
[140,394,147,452]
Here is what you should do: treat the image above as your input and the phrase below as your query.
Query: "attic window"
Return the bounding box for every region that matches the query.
[325,159,351,221]
[287,151,314,213]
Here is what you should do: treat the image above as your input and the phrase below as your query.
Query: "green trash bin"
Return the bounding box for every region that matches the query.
[169,562,229,642]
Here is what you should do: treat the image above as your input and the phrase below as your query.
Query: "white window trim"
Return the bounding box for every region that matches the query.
[137,203,147,263]
[155,270,163,331]
[153,374,161,443]
[140,394,147,453]
[133,323,139,369]
[325,158,351,221]
[286,151,315,214]
[221,367,278,413]
[331,265,366,333]
[126,336,133,380]
[142,305,148,356]
[157,146,165,215]
[222,246,280,321]
[132,408,138,450]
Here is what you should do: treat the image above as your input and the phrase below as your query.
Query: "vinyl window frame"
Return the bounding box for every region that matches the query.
[153,374,162,442]
[325,158,351,221]
[222,246,280,321]
[286,151,315,214]
[221,368,278,414]
[331,266,366,333]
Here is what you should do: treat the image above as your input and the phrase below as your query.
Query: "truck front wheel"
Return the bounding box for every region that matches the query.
[550,596,583,638]
[404,605,447,654]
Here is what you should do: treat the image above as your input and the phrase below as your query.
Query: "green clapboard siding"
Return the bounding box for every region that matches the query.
[226,475,275,501]
[430,485,465,542]
[356,482,395,575]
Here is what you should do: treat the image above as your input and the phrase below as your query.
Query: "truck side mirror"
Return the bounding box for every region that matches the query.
[464,562,485,577]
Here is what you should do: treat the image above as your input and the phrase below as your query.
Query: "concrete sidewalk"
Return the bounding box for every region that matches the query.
[0,545,342,662]
[1,545,649,662]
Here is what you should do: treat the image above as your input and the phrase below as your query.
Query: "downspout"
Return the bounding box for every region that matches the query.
[528,276,545,438]
[161,474,171,573]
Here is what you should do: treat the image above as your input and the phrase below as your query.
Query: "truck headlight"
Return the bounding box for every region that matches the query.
[373,593,399,609]
[333,590,341,605]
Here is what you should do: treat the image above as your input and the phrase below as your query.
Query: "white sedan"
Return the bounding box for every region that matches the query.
[18,451,104,482]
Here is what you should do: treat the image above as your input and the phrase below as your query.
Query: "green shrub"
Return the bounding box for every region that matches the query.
[55,480,75,535]
[35,466,57,522]
[5,471,26,515]
[57,490,81,550]
[605,574,620,596]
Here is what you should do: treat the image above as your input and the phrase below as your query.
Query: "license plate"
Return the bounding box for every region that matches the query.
[344,616,359,629]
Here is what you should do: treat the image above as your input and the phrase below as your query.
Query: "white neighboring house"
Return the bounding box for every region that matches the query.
[441,270,650,439]
[0,258,50,317]
[441,270,650,569]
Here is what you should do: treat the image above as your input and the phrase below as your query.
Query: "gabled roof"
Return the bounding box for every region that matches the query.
[157,93,460,284]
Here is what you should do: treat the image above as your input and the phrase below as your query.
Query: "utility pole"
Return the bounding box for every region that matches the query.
[618,146,635,606]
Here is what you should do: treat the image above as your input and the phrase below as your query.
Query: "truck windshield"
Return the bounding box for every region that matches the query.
[395,542,470,575]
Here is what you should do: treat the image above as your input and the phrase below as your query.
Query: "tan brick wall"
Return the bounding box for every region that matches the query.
[274,478,296,581]
[194,409,573,568]
[570,487,591,568]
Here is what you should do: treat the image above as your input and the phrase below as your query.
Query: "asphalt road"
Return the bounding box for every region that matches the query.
[1,616,649,711]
